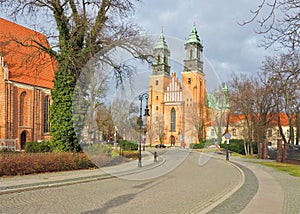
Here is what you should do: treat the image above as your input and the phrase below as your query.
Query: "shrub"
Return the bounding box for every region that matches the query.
[190,142,205,149]
[119,140,138,150]
[190,140,215,149]
[122,150,138,159]
[220,139,247,155]
[0,152,95,176]
[83,143,113,156]
[0,148,16,153]
[82,143,124,167]
[25,141,52,153]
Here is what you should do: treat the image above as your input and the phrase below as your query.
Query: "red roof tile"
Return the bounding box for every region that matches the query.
[0,18,55,89]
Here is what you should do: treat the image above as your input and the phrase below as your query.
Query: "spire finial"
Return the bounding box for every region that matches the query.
[161,26,164,34]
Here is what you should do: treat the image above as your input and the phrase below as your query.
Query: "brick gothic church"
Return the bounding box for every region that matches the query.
[0,18,55,150]
[148,25,206,146]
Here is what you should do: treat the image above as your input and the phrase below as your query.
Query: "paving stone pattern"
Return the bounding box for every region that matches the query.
[207,162,259,214]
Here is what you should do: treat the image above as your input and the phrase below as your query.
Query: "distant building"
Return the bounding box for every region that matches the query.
[147,26,207,146]
[0,18,55,150]
[206,113,299,147]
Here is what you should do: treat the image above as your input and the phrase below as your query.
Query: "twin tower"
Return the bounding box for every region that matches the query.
[147,25,207,146]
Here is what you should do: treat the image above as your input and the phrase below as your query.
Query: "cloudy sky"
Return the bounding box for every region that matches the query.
[133,0,274,83]
[1,0,275,90]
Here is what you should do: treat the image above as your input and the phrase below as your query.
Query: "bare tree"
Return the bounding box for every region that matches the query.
[206,87,230,143]
[228,74,274,155]
[0,0,151,151]
[241,0,300,49]
[261,53,300,144]
[150,113,165,145]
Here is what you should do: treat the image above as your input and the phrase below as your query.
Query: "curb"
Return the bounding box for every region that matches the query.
[0,155,166,195]
[189,151,246,213]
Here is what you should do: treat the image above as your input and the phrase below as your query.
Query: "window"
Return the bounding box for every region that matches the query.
[170,107,176,132]
[156,80,158,85]
[187,78,191,84]
[277,130,281,137]
[156,106,158,110]
[232,129,237,136]
[19,92,26,126]
[156,96,159,100]
[43,95,50,133]
[190,49,193,59]
[268,129,272,137]
[157,54,161,63]
[211,129,215,136]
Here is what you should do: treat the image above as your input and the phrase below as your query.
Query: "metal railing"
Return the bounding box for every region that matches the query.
[0,138,17,151]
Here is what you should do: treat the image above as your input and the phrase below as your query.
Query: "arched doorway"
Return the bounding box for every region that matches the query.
[20,131,27,150]
[170,135,175,146]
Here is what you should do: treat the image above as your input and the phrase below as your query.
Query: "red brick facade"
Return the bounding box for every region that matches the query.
[0,18,55,150]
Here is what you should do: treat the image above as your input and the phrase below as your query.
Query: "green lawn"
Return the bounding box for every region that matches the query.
[256,162,300,177]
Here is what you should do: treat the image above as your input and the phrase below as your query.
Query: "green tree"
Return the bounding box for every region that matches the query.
[2,1,151,151]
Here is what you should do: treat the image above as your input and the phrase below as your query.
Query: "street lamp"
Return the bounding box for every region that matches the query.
[138,92,150,167]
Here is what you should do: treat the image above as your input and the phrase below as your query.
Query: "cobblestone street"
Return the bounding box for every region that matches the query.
[0,150,242,213]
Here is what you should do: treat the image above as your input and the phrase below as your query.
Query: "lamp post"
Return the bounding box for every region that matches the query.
[138,92,150,167]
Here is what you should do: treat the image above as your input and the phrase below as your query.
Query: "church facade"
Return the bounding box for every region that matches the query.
[0,18,55,150]
[147,26,207,147]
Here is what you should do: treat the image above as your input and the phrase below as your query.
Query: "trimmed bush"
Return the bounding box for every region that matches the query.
[219,139,258,155]
[190,142,205,149]
[82,143,124,167]
[122,150,138,159]
[119,140,138,150]
[190,140,215,149]
[0,152,95,176]
[83,143,113,156]
[25,141,52,153]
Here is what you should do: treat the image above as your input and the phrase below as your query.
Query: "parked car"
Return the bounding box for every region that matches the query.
[155,144,166,148]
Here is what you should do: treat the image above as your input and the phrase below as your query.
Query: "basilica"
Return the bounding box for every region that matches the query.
[147,25,207,146]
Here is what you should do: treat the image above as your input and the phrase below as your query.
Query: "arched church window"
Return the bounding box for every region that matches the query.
[157,54,161,63]
[19,92,26,126]
[190,49,193,59]
[164,56,167,64]
[43,95,50,133]
[170,107,176,132]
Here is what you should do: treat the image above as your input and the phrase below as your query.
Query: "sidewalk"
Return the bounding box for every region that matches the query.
[232,156,284,214]
[0,151,164,195]
[202,153,285,213]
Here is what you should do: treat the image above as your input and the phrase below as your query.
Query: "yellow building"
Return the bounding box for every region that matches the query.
[148,26,206,147]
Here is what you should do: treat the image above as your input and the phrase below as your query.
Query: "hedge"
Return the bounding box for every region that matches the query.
[0,152,95,176]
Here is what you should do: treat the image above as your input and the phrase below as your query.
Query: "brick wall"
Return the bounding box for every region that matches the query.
[2,82,51,150]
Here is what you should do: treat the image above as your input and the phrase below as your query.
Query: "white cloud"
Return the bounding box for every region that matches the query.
[135,0,274,83]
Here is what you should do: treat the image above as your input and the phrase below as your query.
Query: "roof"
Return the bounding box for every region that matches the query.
[154,31,170,51]
[0,18,55,89]
[229,113,293,127]
[185,25,203,47]
[206,113,294,127]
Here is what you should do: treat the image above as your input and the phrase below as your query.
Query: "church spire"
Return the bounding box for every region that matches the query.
[152,29,170,76]
[154,30,169,51]
[183,24,204,72]
[185,24,203,47]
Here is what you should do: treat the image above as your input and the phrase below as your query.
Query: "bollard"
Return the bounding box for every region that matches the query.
[154,151,157,162]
